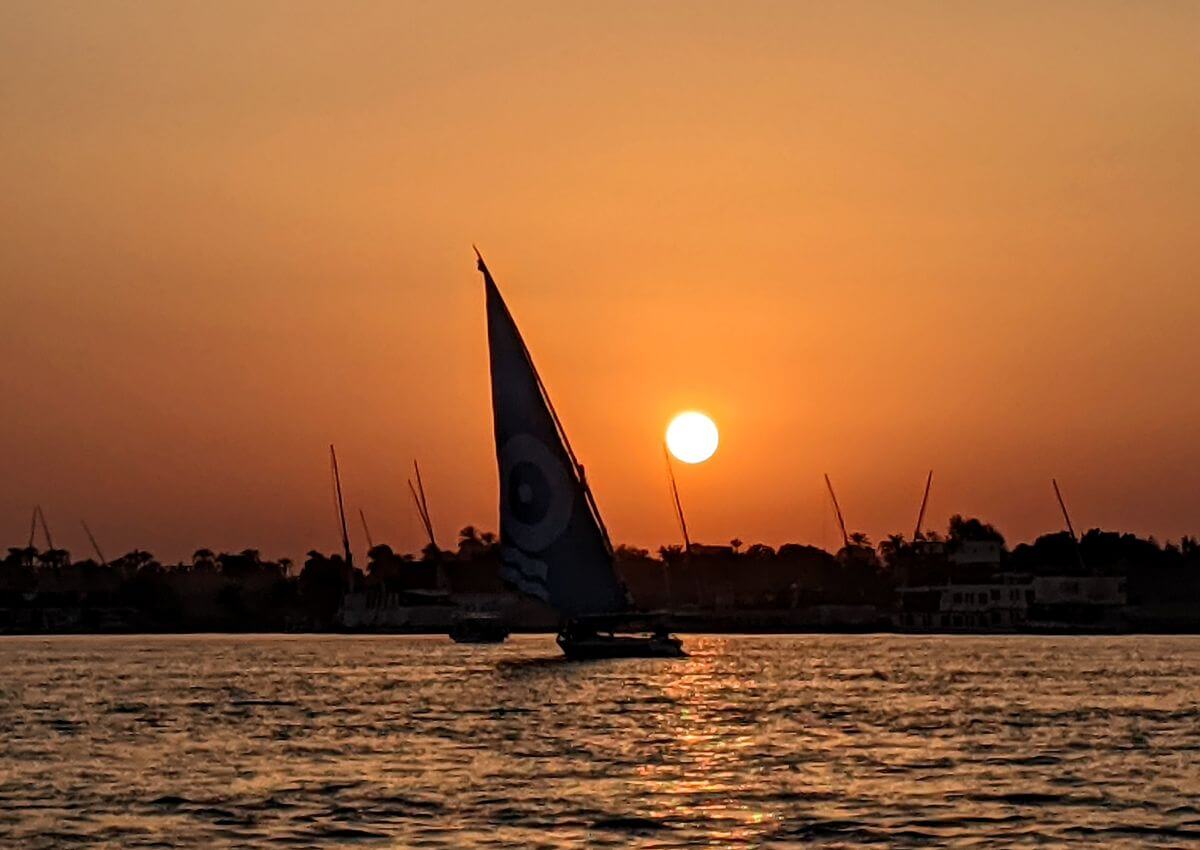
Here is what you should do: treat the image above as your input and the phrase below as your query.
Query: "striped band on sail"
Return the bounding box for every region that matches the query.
[499,566,551,602]
[499,546,551,601]
[501,546,548,581]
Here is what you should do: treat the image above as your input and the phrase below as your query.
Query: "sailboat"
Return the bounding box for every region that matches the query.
[478,250,684,660]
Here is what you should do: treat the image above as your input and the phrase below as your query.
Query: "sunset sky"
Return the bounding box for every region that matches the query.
[2,1,1197,563]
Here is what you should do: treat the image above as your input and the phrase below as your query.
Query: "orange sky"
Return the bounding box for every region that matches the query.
[2,1,1198,562]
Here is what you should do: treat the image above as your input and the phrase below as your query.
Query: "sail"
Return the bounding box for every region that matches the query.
[480,253,628,618]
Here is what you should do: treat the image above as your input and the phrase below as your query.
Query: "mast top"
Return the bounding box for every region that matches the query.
[474,245,490,278]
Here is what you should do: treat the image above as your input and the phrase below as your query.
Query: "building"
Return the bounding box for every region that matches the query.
[895,573,1127,632]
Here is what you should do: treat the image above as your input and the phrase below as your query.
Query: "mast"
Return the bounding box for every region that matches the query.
[1052,478,1075,539]
[407,479,437,549]
[1052,478,1087,572]
[664,446,692,553]
[329,444,353,568]
[358,509,374,550]
[36,506,54,550]
[413,460,436,547]
[81,520,107,565]
[27,507,38,549]
[913,469,933,540]
[824,474,850,549]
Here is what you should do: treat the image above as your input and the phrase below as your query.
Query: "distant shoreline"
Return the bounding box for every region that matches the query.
[4,626,1200,637]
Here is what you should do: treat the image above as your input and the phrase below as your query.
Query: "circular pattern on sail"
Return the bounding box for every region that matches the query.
[499,433,573,553]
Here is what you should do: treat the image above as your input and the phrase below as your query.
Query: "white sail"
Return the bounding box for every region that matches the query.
[480,254,628,618]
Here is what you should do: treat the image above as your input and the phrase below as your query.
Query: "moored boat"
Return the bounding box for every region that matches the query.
[556,626,684,660]
[449,612,511,644]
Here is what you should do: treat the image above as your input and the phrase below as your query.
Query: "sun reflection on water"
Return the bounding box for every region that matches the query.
[1,634,1198,848]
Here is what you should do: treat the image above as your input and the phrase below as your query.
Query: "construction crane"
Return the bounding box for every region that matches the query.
[913,470,933,541]
[329,444,353,568]
[824,474,850,550]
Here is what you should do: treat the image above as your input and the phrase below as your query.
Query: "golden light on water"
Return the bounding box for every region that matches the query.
[666,412,719,464]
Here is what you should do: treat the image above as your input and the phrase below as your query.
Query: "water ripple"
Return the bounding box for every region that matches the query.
[0,634,1198,848]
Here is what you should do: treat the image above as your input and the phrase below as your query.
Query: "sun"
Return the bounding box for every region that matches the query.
[666,411,719,464]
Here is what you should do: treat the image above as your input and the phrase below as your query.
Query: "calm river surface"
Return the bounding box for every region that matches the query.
[1,635,1198,848]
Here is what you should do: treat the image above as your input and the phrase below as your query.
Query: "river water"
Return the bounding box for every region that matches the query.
[1,635,1198,848]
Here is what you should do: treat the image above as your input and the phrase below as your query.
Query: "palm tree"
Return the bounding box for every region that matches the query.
[745,543,775,559]
[115,550,156,575]
[877,533,907,564]
[457,526,485,558]
[37,548,71,571]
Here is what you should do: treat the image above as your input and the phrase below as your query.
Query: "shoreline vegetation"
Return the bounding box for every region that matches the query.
[3,515,1199,635]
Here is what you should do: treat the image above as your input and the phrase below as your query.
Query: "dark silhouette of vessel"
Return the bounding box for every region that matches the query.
[478,250,684,659]
[448,612,511,644]
[556,617,683,660]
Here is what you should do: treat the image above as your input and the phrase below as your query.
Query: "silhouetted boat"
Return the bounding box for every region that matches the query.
[448,612,511,644]
[556,617,683,660]
[478,250,684,660]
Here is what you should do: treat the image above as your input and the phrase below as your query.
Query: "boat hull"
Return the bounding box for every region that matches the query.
[556,631,685,660]
[449,619,510,644]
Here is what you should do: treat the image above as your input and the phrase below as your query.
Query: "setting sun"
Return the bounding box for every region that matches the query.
[666,412,719,464]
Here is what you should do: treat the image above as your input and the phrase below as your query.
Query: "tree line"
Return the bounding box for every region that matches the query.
[2,516,1198,631]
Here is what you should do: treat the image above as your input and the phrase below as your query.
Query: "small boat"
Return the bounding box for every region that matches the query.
[479,251,686,660]
[449,613,511,644]
[556,624,684,660]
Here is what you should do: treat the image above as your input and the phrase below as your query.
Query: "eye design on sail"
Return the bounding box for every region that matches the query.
[499,433,573,553]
